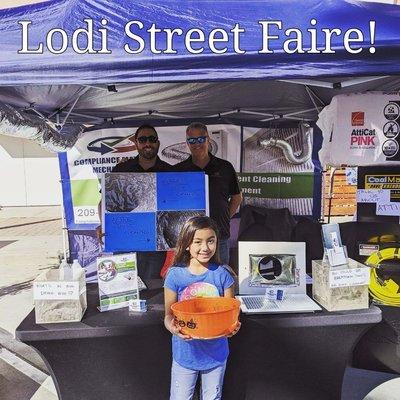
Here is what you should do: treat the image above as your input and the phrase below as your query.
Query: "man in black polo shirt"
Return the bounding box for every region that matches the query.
[174,122,243,264]
[112,124,170,173]
[99,124,172,278]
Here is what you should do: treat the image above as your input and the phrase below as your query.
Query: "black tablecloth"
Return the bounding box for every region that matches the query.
[16,280,382,400]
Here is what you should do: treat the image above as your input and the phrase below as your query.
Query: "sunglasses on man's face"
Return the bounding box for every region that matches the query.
[137,135,158,144]
[186,136,208,145]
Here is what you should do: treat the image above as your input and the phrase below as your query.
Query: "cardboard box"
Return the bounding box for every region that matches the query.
[312,258,370,312]
[33,269,87,323]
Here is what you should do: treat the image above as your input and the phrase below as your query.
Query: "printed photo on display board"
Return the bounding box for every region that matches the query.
[103,171,208,252]
[239,124,315,216]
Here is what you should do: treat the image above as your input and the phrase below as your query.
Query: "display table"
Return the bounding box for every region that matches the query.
[16,281,382,400]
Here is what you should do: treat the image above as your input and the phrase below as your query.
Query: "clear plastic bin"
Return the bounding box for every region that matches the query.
[33,269,87,324]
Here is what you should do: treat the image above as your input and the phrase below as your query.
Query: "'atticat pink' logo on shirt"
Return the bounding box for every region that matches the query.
[180,282,219,300]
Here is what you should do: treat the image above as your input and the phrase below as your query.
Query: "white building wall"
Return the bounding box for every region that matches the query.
[0,135,61,206]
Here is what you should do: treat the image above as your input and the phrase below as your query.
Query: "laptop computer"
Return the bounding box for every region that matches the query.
[237,293,321,314]
[236,241,321,314]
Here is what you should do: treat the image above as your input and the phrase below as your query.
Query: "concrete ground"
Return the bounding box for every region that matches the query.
[0,205,63,400]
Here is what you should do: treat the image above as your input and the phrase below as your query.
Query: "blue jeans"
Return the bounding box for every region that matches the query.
[218,238,229,265]
[170,360,226,400]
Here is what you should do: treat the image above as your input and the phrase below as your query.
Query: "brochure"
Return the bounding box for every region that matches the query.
[321,223,347,266]
[97,253,139,312]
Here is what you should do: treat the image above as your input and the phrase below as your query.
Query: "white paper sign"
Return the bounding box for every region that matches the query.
[356,189,390,203]
[376,202,400,216]
[329,268,370,288]
[33,281,80,300]
[359,244,379,256]
[73,206,99,224]
[345,167,358,185]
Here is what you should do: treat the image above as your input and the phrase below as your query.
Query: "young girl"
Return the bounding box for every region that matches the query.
[164,216,240,400]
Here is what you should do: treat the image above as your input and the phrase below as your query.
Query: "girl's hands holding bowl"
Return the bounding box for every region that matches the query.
[226,321,241,338]
[165,314,192,341]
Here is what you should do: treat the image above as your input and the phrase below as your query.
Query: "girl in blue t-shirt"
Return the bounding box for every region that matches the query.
[164,216,241,400]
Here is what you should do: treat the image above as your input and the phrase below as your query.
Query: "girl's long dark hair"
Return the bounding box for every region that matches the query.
[173,216,221,266]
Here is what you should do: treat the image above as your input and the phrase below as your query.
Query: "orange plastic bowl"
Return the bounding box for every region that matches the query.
[171,297,240,339]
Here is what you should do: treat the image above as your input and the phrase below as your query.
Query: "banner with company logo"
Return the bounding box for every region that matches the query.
[58,125,233,230]
[58,129,137,229]
[357,165,400,224]
[238,125,320,217]
[317,92,400,167]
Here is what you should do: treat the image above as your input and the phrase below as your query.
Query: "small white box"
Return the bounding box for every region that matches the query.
[312,258,370,312]
[33,269,87,323]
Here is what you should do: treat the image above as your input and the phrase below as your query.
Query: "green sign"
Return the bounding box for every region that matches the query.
[237,173,314,199]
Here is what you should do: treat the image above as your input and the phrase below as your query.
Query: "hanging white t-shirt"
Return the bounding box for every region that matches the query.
[317,92,400,167]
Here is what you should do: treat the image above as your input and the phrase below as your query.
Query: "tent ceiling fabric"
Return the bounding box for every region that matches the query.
[1,0,400,149]
[0,78,399,126]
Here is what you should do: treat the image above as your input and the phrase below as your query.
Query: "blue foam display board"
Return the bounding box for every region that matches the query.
[157,172,205,211]
[104,212,156,252]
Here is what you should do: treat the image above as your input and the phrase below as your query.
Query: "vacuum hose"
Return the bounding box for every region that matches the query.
[258,123,312,165]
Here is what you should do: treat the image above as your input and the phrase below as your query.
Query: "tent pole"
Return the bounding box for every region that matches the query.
[23,106,47,119]
[340,76,390,88]
[283,107,318,118]
[240,126,244,173]
[56,113,68,261]
[60,111,104,123]
[327,167,338,224]
[305,86,326,107]
[60,194,68,261]
[114,111,155,120]
[61,96,80,126]
[305,86,323,113]
[284,116,314,121]
[278,79,334,88]
[203,110,238,118]
[237,110,274,117]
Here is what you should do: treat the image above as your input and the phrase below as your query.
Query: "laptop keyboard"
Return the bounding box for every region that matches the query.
[239,294,321,313]
[242,296,278,310]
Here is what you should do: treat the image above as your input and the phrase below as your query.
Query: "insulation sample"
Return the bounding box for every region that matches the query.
[103,172,207,252]
[157,210,205,250]
[34,269,87,324]
[105,173,156,212]
[0,102,83,152]
[312,258,369,311]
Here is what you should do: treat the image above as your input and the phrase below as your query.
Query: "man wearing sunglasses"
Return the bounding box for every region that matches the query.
[112,124,171,173]
[174,122,243,264]
[98,124,171,279]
